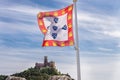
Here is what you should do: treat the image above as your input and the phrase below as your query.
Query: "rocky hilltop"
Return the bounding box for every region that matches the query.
[5,76,26,80]
[0,56,74,80]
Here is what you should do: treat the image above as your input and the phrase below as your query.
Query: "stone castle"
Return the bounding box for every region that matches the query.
[35,56,55,69]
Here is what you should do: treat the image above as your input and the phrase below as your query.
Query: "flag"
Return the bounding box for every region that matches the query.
[37,4,74,47]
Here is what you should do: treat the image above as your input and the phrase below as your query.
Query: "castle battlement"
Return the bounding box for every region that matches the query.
[35,56,55,69]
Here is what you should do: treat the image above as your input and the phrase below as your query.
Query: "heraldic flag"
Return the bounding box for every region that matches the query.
[37,4,74,47]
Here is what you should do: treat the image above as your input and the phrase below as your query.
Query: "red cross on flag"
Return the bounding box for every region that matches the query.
[37,4,74,47]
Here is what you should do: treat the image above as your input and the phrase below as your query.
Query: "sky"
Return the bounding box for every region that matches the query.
[0,0,120,80]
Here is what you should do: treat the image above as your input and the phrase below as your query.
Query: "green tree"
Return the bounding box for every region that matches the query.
[0,75,7,80]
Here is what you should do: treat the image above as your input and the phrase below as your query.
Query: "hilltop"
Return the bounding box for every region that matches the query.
[0,56,74,80]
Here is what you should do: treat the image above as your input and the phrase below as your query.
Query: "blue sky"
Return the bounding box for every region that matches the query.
[0,0,120,80]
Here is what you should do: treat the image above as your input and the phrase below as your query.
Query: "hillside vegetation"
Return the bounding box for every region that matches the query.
[12,67,61,80]
[0,67,63,80]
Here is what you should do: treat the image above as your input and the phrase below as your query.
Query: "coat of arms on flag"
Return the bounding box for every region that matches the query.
[37,4,74,47]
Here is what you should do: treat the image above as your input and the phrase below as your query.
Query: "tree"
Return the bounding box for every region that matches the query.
[12,67,61,80]
[0,75,7,80]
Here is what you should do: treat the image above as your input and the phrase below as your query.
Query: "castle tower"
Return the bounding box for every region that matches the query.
[44,56,48,67]
[49,61,55,68]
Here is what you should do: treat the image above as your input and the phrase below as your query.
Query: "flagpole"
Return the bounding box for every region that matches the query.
[73,0,81,80]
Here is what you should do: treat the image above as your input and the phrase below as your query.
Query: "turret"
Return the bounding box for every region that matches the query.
[49,61,55,68]
[44,56,48,67]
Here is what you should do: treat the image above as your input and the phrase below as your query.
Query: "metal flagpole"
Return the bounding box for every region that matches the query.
[73,0,81,80]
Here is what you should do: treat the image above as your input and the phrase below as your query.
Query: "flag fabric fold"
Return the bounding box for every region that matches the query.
[37,4,74,47]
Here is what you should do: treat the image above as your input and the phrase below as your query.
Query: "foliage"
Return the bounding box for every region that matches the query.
[0,75,7,80]
[0,67,73,80]
[12,67,61,80]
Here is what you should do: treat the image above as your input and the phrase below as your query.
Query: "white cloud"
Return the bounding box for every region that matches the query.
[0,6,51,15]
[78,11,120,29]
[0,21,39,34]
[76,10,120,43]
[104,31,120,38]
[98,47,113,52]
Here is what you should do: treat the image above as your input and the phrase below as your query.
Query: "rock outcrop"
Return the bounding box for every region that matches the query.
[6,76,26,80]
[49,75,73,80]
